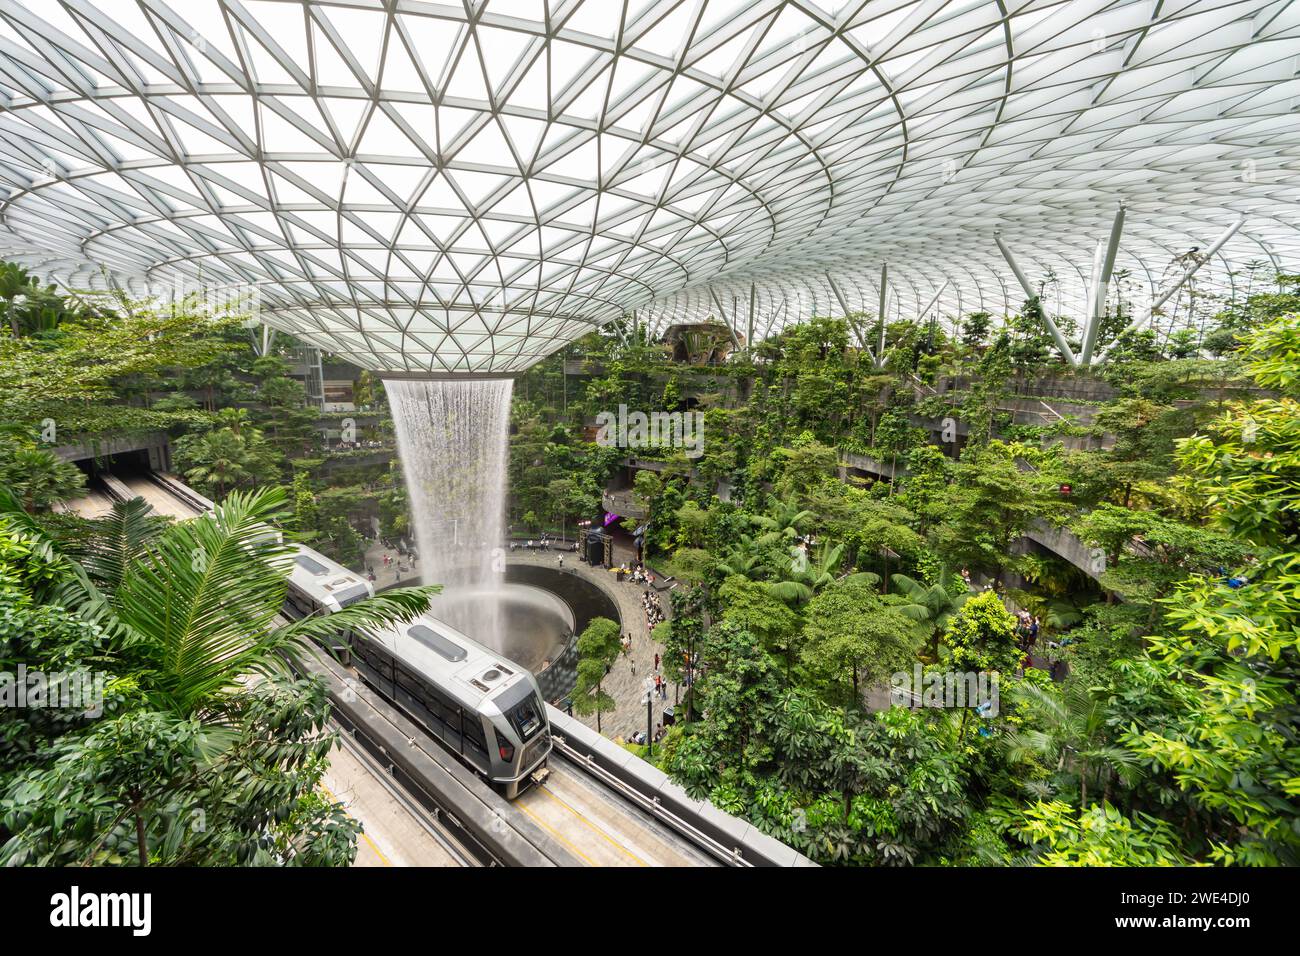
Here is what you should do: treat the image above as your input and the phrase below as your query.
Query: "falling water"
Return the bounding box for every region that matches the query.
[386,378,514,644]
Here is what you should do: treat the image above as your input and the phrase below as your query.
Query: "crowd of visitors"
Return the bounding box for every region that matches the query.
[1015,609,1041,675]
[642,587,664,632]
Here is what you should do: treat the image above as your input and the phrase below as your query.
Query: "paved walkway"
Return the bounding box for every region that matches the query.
[362,538,421,590]
[360,537,676,744]
[507,548,676,743]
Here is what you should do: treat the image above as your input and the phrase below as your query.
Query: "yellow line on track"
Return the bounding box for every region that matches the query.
[514,799,601,866]
[536,784,647,866]
[319,781,392,867]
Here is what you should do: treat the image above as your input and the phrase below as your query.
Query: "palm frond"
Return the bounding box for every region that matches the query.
[894,603,932,623]
[889,573,924,596]
[277,586,441,659]
[113,486,298,714]
[766,580,813,604]
[78,497,170,593]
[0,486,133,641]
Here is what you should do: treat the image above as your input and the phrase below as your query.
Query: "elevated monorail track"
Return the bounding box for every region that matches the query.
[60,470,813,867]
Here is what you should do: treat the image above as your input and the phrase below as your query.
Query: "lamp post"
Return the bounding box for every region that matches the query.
[642,677,655,757]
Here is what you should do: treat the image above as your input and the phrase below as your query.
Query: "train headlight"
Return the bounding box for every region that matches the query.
[498,742,515,762]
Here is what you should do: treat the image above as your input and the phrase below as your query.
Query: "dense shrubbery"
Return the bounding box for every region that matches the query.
[5,259,1296,867]
[509,283,1299,866]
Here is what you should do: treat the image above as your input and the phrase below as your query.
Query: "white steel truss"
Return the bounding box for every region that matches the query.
[0,1,1297,374]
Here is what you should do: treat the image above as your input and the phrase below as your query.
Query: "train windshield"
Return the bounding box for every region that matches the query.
[507,695,544,742]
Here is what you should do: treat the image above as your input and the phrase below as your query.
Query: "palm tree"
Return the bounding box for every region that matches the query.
[716,533,764,578]
[767,540,878,605]
[0,444,86,512]
[0,485,436,863]
[889,573,969,659]
[214,406,251,436]
[106,486,435,716]
[751,500,815,548]
[1002,681,1143,809]
[181,429,255,498]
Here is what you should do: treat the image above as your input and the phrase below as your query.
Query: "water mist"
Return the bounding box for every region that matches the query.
[386,378,514,643]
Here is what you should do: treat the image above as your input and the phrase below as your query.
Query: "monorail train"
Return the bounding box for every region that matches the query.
[282,543,551,799]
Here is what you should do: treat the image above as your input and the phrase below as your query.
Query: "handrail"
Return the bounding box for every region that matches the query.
[548,733,754,868]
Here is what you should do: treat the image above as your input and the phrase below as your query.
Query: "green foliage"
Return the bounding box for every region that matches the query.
[801,579,918,704]
[571,617,621,731]
[0,484,436,866]
[0,439,85,512]
[1017,801,1193,866]
[942,590,1020,674]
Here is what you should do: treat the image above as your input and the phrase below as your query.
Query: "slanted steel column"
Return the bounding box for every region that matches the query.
[1096,216,1244,363]
[747,282,756,352]
[827,271,852,317]
[827,272,877,362]
[994,232,1078,366]
[918,279,950,320]
[1080,203,1126,366]
[876,263,888,367]
[709,287,742,351]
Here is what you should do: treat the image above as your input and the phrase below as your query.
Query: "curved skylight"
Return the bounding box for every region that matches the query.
[0,1,1297,373]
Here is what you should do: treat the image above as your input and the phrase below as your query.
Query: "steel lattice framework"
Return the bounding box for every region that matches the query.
[0,0,1298,373]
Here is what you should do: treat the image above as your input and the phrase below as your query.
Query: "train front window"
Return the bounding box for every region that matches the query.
[507,695,543,742]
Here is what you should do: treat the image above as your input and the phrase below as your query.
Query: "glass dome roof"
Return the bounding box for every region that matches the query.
[0,0,1296,373]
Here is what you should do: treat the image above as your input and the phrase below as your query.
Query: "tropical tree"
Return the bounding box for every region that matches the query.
[0,485,437,866]
[800,578,918,705]
[571,617,621,733]
[174,426,280,498]
[717,574,800,667]
[767,539,876,605]
[888,573,969,659]
[1002,680,1141,808]
[1115,313,1300,865]
[751,500,815,548]
[0,442,85,512]
[942,590,1020,675]
[715,533,764,578]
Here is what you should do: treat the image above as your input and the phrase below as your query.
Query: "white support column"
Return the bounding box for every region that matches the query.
[827,272,877,362]
[709,287,742,350]
[747,282,756,351]
[994,232,1079,366]
[876,263,888,367]
[1097,216,1244,363]
[1080,203,1126,366]
[918,279,950,321]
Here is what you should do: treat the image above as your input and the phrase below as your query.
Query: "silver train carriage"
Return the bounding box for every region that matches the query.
[349,612,552,799]
[283,543,374,615]
[282,544,551,798]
